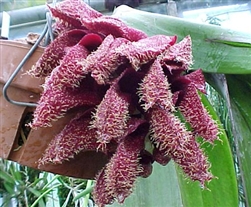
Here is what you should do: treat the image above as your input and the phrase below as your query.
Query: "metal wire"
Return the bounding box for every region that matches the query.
[2,23,48,107]
[44,12,54,46]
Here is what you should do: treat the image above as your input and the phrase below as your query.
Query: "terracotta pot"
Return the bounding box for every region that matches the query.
[0,40,108,179]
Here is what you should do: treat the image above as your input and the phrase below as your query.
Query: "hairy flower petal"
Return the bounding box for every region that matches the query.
[31,77,101,128]
[80,35,128,84]
[93,168,115,207]
[117,35,177,70]
[48,0,102,29]
[138,59,175,111]
[179,84,219,143]
[48,43,90,89]
[162,35,193,71]
[38,109,100,165]
[80,34,115,73]
[29,29,86,77]
[150,106,213,185]
[81,16,147,41]
[91,86,130,147]
[90,37,129,84]
[93,119,147,206]
[103,135,144,204]
[54,0,102,19]
[183,69,206,93]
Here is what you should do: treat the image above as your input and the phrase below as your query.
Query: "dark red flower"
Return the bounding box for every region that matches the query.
[30,1,220,205]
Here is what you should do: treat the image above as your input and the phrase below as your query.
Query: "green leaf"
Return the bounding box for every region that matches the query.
[205,73,251,206]
[30,183,61,207]
[3,182,15,195]
[225,74,251,206]
[28,187,42,197]
[9,164,23,183]
[0,169,15,184]
[112,5,251,74]
[205,38,251,48]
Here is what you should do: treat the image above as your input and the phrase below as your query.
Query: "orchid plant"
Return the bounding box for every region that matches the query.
[26,0,251,206]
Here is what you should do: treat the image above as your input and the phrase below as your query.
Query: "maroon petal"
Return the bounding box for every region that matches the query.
[183,69,206,93]
[117,35,177,70]
[29,29,86,77]
[104,135,144,204]
[122,118,148,139]
[81,16,147,41]
[54,0,102,20]
[31,77,101,128]
[138,59,175,111]
[150,106,213,186]
[162,35,193,72]
[80,34,115,75]
[45,33,103,90]
[79,33,103,51]
[90,86,130,147]
[38,109,100,165]
[48,43,90,89]
[152,147,171,166]
[90,37,129,84]
[178,84,219,143]
[79,35,129,85]
[138,150,154,178]
[48,0,102,29]
[48,5,82,29]
[93,168,115,207]
[52,19,78,35]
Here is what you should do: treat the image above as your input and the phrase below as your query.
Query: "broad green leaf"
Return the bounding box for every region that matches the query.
[112,6,251,74]
[225,74,251,206]
[205,73,251,206]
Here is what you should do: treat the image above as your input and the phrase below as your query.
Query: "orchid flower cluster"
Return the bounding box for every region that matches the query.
[29,0,219,206]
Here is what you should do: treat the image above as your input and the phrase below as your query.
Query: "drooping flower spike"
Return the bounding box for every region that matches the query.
[30,1,220,206]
